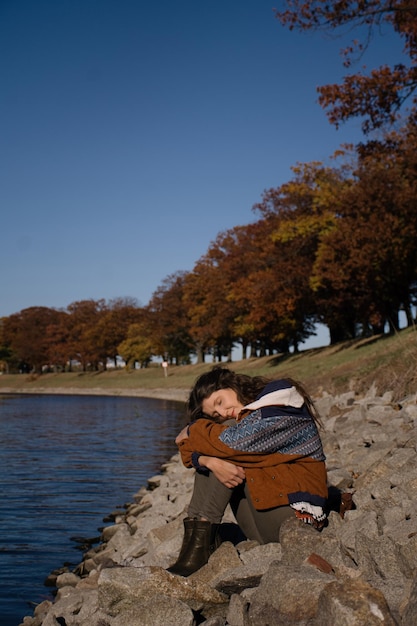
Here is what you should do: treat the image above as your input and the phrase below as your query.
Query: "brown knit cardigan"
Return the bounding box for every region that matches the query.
[178,418,328,511]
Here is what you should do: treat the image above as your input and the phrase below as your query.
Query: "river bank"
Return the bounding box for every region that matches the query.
[2,326,417,403]
[19,385,417,625]
[0,385,188,403]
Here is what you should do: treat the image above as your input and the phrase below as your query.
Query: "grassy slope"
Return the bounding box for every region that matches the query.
[1,327,416,402]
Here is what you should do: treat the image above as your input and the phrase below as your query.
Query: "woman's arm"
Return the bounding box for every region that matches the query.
[178,409,324,463]
[198,456,245,488]
[175,424,245,486]
[177,418,254,465]
[177,418,316,469]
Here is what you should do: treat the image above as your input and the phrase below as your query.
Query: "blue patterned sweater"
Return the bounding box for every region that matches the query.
[218,380,325,462]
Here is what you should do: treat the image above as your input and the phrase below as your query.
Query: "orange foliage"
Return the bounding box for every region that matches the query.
[275,1,417,132]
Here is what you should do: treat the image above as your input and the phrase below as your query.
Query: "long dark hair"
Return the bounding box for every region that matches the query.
[186,366,322,425]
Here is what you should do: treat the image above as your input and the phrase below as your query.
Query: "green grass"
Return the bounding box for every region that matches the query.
[1,326,416,401]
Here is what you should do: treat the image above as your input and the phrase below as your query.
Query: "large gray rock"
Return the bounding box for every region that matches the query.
[248,561,333,625]
[105,594,195,626]
[98,565,228,615]
[314,578,397,625]
[40,588,99,626]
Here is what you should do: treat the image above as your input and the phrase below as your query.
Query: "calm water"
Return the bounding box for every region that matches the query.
[0,393,186,626]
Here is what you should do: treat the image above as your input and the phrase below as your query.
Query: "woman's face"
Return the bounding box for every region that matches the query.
[201,388,244,421]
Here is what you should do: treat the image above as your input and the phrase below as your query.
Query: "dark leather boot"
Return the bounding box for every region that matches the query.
[167,519,220,577]
[168,517,195,567]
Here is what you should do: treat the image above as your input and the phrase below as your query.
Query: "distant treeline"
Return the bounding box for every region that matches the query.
[1,126,417,373]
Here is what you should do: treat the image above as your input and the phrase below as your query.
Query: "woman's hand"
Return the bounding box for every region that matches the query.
[199,456,245,489]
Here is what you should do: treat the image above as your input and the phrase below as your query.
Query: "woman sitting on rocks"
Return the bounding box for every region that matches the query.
[168,366,328,577]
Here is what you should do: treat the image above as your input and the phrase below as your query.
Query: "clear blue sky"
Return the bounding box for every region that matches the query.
[0,1,405,346]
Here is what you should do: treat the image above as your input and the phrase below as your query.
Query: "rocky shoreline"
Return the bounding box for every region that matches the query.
[19,385,417,626]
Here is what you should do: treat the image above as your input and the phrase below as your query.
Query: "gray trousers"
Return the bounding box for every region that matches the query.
[187,470,294,544]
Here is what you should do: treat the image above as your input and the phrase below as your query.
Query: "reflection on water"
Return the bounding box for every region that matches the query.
[0,393,186,626]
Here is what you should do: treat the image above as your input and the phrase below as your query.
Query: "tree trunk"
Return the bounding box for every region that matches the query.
[240,340,248,360]
[196,344,205,364]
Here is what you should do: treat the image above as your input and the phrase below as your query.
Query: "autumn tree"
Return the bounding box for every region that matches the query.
[0,317,13,372]
[252,161,351,346]
[44,309,72,371]
[276,1,417,132]
[184,211,321,359]
[2,306,64,372]
[66,299,108,370]
[352,140,417,332]
[146,272,193,364]
[93,297,143,368]
[206,226,260,360]
[203,221,293,357]
[118,322,154,368]
[243,219,316,353]
[305,122,417,339]
[183,227,259,363]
